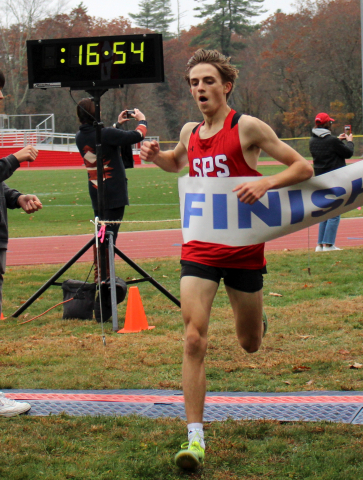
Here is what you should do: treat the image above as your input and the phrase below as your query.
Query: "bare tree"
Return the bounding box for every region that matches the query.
[0,0,67,114]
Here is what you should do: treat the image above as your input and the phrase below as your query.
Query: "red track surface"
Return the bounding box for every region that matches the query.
[7,218,363,266]
[7,392,363,404]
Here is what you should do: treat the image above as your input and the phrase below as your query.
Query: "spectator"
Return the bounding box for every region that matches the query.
[309,112,354,251]
[0,68,43,417]
[75,100,147,321]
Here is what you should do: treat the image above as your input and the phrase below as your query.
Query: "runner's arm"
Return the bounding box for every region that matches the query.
[140,123,196,173]
[234,117,313,204]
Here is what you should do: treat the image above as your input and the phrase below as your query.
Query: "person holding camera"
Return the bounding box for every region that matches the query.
[0,69,43,417]
[309,112,354,252]
[75,100,147,321]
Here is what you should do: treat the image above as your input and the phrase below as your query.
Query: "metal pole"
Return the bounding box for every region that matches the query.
[107,232,119,332]
[361,0,363,131]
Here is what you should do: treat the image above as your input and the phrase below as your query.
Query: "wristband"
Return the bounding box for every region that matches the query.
[136,120,147,139]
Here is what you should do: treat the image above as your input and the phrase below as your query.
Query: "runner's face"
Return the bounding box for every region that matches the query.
[0,89,3,101]
[189,63,231,115]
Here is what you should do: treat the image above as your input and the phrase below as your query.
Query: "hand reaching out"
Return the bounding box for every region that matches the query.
[13,145,38,163]
[17,194,43,214]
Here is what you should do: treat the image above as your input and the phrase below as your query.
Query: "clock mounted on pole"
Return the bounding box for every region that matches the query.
[12,34,180,331]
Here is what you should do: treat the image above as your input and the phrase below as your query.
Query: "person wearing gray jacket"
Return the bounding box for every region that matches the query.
[0,68,43,417]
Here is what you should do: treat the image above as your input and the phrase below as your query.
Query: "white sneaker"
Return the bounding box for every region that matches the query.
[0,392,31,417]
[323,245,342,251]
[315,245,323,252]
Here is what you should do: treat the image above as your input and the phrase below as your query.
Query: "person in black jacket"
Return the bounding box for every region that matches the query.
[309,112,354,252]
[0,69,42,417]
[75,98,147,321]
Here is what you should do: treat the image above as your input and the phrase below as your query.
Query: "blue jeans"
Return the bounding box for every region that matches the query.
[317,215,341,245]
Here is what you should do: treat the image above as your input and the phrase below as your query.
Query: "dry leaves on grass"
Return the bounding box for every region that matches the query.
[269,292,282,297]
[292,365,311,372]
[338,349,350,355]
[349,362,363,369]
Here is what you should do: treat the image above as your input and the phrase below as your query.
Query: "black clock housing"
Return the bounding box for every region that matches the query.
[27,34,164,89]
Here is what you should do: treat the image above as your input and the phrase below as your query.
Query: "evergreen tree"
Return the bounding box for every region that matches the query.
[192,0,265,56]
[129,0,175,39]
[152,0,175,39]
[129,0,156,30]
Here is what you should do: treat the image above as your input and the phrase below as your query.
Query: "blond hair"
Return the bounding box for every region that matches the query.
[185,49,239,100]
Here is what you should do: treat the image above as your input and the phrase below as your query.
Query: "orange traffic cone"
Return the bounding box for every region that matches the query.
[0,312,4,320]
[117,286,155,333]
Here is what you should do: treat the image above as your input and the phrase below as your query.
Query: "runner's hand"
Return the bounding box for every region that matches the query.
[140,140,160,162]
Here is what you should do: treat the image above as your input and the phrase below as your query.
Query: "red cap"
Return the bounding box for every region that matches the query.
[315,112,334,125]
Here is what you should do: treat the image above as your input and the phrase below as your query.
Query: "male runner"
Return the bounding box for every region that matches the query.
[140,49,313,470]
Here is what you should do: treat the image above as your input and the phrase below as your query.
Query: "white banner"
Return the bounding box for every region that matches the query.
[178,162,363,246]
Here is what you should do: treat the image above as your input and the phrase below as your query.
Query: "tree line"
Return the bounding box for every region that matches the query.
[0,0,361,140]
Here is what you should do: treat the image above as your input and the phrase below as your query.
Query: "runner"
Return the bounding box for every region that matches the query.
[140,49,313,470]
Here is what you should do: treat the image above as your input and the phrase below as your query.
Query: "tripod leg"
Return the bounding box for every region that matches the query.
[114,245,181,308]
[107,232,118,332]
[11,236,96,318]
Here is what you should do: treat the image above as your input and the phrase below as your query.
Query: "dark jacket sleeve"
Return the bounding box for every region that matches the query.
[0,154,21,183]
[4,182,22,209]
[103,126,143,147]
[331,137,354,159]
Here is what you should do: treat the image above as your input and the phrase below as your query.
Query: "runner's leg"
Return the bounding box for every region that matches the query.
[225,286,264,353]
[180,275,218,422]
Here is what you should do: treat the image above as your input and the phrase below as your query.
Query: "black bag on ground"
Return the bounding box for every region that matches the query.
[62,279,96,320]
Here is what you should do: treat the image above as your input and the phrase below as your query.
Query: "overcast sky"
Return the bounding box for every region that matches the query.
[67,0,297,32]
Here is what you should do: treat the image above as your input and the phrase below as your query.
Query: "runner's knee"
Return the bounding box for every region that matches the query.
[184,329,207,358]
[238,334,262,354]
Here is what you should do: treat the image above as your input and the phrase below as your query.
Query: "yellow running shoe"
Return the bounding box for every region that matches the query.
[175,440,205,470]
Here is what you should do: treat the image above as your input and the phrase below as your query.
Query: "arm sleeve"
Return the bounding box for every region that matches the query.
[105,121,147,146]
[0,154,21,183]
[332,138,354,159]
[4,182,22,209]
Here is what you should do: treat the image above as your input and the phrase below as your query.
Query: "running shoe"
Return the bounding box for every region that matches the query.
[0,393,31,417]
[175,440,205,470]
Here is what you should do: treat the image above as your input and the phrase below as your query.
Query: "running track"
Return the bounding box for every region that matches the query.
[7,217,363,266]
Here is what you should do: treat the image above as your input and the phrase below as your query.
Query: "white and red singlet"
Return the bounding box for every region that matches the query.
[182,109,266,269]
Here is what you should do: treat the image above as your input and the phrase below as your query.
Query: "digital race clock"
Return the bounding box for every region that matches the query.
[27,34,164,89]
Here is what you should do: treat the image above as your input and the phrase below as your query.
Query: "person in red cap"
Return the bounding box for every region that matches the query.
[309,112,354,251]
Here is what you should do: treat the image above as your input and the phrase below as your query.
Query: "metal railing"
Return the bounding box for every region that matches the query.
[0,128,159,155]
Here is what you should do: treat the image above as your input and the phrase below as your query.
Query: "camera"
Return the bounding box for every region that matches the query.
[126,110,135,119]
[344,125,351,135]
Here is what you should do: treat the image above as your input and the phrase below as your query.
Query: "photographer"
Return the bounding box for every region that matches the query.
[0,69,43,417]
[75,99,147,321]
[309,112,354,252]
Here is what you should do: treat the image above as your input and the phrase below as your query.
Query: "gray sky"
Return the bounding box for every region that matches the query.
[68,0,297,32]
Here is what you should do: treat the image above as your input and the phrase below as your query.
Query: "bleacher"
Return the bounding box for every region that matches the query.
[0,113,158,168]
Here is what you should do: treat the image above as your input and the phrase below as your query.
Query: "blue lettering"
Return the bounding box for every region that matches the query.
[238,192,282,228]
[183,193,205,228]
[289,190,304,224]
[311,187,346,218]
[213,194,228,229]
[345,178,363,206]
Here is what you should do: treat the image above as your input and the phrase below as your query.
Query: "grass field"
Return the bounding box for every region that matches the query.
[5,165,363,238]
[1,248,363,479]
[2,165,363,479]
